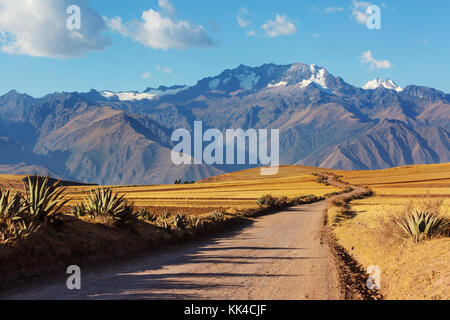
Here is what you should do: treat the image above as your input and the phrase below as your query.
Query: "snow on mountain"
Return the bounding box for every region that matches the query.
[202,63,338,93]
[363,78,403,92]
[101,91,157,101]
[299,64,329,89]
[267,81,288,88]
[101,85,188,101]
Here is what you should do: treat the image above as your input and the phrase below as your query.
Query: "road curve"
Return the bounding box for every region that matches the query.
[1,179,353,300]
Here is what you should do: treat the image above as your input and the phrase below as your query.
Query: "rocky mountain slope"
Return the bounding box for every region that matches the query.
[0,62,448,184]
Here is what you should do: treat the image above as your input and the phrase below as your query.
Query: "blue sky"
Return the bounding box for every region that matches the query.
[0,0,449,97]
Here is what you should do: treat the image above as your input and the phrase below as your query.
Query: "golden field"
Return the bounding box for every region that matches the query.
[1,163,448,300]
[61,166,341,216]
[328,163,450,300]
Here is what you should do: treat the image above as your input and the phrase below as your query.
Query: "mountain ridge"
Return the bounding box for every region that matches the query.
[0,62,448,184]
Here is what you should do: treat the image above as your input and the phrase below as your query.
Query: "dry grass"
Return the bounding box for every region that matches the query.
[2,163,449,299]
[61,166,341,215]
[328,163,450,300]
[0,166,339,285]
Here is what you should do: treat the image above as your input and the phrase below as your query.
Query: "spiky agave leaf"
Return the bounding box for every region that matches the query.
[0,189,28,221]
[172,213,189,229]
[24,176,70,221]
[395,211,443,243]
[83,188,135,225]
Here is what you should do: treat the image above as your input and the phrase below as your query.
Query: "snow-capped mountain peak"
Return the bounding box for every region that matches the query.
[298,64,329,89]
[363,78,403,92]
[101,85,189,101]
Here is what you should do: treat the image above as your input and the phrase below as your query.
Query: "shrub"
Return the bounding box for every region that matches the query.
[395,211,445,243]
[84,188,136,226]
[331,197,349,207]
[257,195,277,207]
[324,191,342,197]
[316,177,328,184]
[303,195,320,204]
[209,211,225,222]
[276,196,289,207]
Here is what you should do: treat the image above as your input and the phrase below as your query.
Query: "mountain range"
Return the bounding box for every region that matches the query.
[0,62,448,184]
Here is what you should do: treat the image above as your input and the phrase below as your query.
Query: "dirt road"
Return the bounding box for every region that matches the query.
[1,178,356,300]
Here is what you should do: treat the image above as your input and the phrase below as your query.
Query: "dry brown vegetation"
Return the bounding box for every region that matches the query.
[0,167,339,286]
[1,163,448,299]
[327,163,450,300]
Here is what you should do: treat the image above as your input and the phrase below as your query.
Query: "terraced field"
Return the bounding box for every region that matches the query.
[61,166,341,215]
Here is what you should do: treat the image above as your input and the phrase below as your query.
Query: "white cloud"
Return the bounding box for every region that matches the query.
[246,30,256,37]
[107,2,214,50]
[158,0,175,16]
[325,7,345,14]
[261,14,297,37]
[141,71,151,79]
[0,0,110,58]
[156,65,172,74]
[237,8,251,28]
[237,16,251,28]
[351,0,371,25]
[361,51,393,70]
[312,33,320,40]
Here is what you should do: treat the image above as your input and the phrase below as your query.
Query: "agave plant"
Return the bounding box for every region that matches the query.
[0,189,37,243]
[157,218,171,231]
[172,213,189,230]
[137,208,157,222]
[0,189,28,221]
[0,218,39,244]
[70,203,87,217]
[84,188,135,225]
[160,211,171,219]
[23,176,69,221]
[190,216,203,228]
[395,211,443,243]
